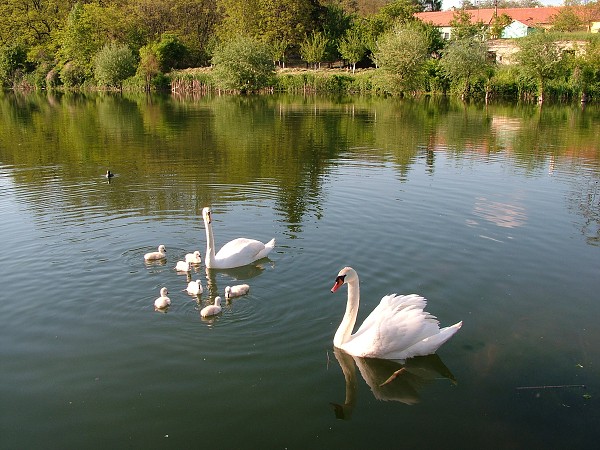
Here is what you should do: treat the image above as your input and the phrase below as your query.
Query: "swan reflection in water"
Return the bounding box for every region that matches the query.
[330,348,456,420]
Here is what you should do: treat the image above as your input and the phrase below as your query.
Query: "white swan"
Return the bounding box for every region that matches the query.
[185,279,203,296]
[225,284,250,299]
[201,296,222,317]
[144,245,166,261]
[154,287,171,310]
[174,260,191,272]
[330,267,462,360]
[185,250,202,265]
[202,207,275,269]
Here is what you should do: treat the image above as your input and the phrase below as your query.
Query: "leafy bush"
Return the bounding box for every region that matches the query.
[211,36,274,93]
[60,62,87,88]
[0,43,27,88]
[94,42,137,89]
[155,33,189,72]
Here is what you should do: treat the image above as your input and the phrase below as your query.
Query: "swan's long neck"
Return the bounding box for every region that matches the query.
[204,218,216,268]
[334,278,359,348]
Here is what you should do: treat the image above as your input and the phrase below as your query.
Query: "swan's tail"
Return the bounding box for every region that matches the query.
[430,321,462,349]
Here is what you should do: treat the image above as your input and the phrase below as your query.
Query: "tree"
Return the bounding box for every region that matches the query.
[569,37,600,103]
[217,0,261,41]
[516,32,565,103]
[211,35,274,92]
[0,43,27,88]
[94,42,137,90]
[269,38,290,68]
[300,31,329,69]
[449,9,485,41]
[489,13,512,39]
[257,0,316,51]
[374,22,430,94]
[154,33,188,72]
[338,27,366,73]
[440,36,492,99]
[420,0,442,12]
[318,3,354,63]
[58,3,105,82]
[551,7,585,32]
[137,44,161,91]
[0,0,73,49]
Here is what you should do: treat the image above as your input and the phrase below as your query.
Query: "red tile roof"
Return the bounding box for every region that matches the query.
[415,7,562,27]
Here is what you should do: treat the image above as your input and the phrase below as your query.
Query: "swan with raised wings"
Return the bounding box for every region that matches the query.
[202,207,275,269]
[331,267,462,360]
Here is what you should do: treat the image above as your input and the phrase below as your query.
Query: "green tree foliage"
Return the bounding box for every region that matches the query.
[317,3,357,63]
[354,0,419,64]
[420,0,442,12]
[338,27,367,72]
[94,42,137,89]
[516,32,565,102]
[154,33,188,72]
[218,0,315,53]
[551,7,585,32]
[127,0,219,65]
[211,35,274,92]
[374,22,430,94]
[413,18,445,56]
[570,37,600,100]
[0,43,27,87]
[270,38,290,68]
[217,0,261,41]
[137,44,161,90]
[257,0,316,51]
[449,9,485,40]
[300,31,329,69]
[0,0,75,49]
[489,13,512,39]
[440,36,492,99]
[58,3,105,80]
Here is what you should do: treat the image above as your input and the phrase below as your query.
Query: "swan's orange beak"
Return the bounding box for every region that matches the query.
[331,276,344,293]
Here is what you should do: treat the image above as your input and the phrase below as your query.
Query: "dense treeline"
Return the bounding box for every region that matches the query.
[1,0,600,103]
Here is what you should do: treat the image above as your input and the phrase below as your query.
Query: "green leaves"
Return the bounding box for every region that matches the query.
[338,28,366,73]
[211,36,274,92]
[440,36,492,98]
[517,32,565,99]
[94,42,137,89]
[300,32,329,69]
[373,23,430,94]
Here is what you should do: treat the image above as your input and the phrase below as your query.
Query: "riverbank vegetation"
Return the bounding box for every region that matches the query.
[1,0,600,102]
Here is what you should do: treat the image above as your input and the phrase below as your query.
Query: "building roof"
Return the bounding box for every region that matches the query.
[415,7,562,27]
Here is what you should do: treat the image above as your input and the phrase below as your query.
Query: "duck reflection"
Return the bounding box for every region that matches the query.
[330,348,456,420]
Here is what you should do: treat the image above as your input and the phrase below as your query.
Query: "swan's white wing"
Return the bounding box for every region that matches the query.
[215,238,266,261]
[342,294,443,360]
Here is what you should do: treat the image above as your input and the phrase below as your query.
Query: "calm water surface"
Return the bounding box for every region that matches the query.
[0,93,599,449]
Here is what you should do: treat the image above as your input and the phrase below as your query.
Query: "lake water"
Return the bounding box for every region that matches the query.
[0,92,599,449]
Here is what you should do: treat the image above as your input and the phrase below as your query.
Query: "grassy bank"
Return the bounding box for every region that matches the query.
[168,66,595,103]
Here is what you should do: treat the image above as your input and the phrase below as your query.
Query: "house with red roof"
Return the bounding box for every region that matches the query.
[415,7,562,40]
